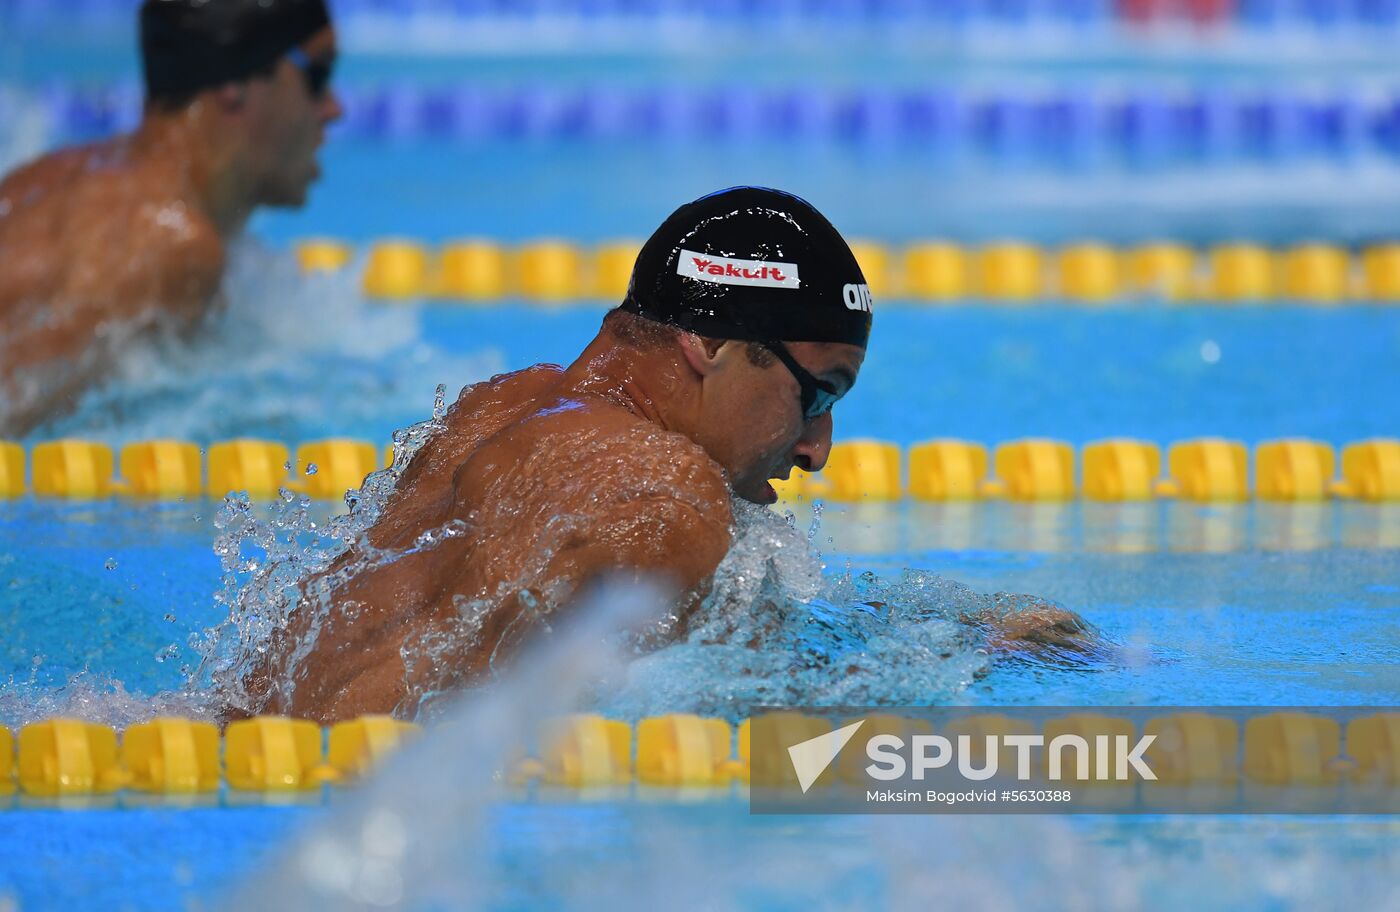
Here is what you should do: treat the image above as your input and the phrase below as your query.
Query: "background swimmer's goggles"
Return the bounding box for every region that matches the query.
[286,48,334,98]
[760,341,842,421]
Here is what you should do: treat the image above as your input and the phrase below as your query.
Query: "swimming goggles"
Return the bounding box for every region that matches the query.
[286,48,335,99]
[759,340,843,422]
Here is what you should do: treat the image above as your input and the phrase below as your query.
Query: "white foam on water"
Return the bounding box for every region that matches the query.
[0,87,50,178]
[598,501,1005,721]
[25,240,503,443]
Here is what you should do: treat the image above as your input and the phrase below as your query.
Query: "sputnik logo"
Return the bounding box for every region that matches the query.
[787,720,866,793]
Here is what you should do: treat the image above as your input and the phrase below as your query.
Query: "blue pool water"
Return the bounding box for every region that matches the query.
[4,9,1400,912]
[2,298,1399,907]
[20,300,1400,448]
[7,801,1394,911]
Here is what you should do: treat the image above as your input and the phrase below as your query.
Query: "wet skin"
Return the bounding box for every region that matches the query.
[0,28,341,435]
[250,326,864,724]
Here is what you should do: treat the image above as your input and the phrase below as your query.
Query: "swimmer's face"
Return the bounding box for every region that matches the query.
[242,26,342,207]
[692,339,864,505]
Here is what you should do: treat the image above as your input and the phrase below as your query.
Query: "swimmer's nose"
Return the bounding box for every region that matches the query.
[792,411,834,473]
[321,90,344,125]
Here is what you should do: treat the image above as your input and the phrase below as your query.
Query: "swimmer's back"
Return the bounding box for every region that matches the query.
[265,365,734,721]
[451,375,734,535]
[366,364,572,549]
[373,363,735,566]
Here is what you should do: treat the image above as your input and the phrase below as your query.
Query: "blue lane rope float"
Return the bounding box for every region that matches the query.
[7,0,1400,32]
[35,81,1400,164]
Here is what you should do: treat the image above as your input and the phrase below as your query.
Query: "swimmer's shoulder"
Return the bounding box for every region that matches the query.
[0,145,99,257]
[448,363,566,411]
[0,143,98,203]
[0,138,140,221]
[378,364,570,516]
[486,388,733,515]
[435,364,568,444]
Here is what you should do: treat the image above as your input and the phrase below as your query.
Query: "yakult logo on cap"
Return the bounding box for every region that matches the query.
[677,249,801,289]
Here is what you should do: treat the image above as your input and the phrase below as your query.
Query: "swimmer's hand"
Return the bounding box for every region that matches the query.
[959,594,1095,656]
[860,594,1094,655]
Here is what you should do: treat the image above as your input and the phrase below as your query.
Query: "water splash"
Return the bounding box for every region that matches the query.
[0,87,50,178]
[24,239,502,444]
[600,501,1001,721]
[0,665,206,730]
[191,392,452,717]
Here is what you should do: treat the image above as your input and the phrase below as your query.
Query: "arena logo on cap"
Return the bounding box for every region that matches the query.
[677,249,801,289]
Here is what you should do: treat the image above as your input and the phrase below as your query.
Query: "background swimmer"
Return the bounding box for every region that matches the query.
[241,187,1088,724]
[0,0,341,436]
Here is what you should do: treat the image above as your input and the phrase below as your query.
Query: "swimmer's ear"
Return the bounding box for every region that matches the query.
[213,83,249,113]
[676,332,730,378]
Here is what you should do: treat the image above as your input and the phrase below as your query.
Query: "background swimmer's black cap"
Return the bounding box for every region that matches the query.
[141,0,331,109]
[619,186,873,349]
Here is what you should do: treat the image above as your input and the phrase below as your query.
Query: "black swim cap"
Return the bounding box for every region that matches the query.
[619,187,873,349]
[141,0,331,109]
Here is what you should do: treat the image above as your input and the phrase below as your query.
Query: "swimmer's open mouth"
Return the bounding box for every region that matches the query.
[764,468,791,504]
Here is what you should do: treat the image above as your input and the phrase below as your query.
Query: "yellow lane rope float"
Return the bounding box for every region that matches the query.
[2,711,1395,797]
[294,239,1400,304]
[3,438,1398,502]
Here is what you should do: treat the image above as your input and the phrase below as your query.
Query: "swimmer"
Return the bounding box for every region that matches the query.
[0,0,341,435]
[243,187,1087,724]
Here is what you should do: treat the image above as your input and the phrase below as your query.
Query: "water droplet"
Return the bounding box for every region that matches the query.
[104,558,118,570]
[305,463,319,476]
[433,383,448,420]
[1200,340,1221,364]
